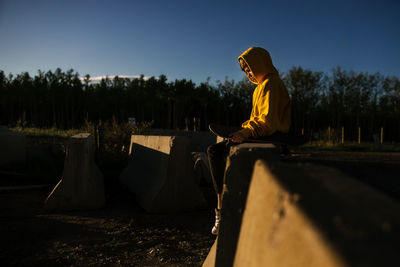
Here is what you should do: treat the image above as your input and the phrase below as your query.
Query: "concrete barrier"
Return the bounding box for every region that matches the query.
[206,143,280,267]
[119,135,206,213]
[203,145,400,267]
[45,133,105,210]
[234,160,400,266]
[139,129,217,153]
[203,237,218,267]
[0,126,26,166]
[234,160,344,267]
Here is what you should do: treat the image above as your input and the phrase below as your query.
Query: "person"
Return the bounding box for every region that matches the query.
[207,47,291,235]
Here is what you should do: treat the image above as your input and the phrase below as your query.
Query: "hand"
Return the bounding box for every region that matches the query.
[229,131,245,143]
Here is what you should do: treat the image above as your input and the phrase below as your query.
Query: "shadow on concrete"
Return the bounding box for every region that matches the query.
[266,161,400,266]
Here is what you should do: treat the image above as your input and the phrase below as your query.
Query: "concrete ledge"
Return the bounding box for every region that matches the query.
[214,143,280,267]
[204,144,400,267]
[137,129,217,152]
[234,160,400,266]
[119,135,206,213]
[202,237,218,267]
[0,126,26,166]
[234,160,345,267]
[45,133,105,210]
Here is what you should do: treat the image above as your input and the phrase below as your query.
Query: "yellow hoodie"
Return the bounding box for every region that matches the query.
[238,47,291,139]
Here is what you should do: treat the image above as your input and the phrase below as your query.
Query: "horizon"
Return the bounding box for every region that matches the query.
[2,65,397,88]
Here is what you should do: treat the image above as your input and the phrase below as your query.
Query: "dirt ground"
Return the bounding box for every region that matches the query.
[0,183,216,266]
[1,150,399,266]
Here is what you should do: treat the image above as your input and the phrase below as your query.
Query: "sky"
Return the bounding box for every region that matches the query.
[0,0,399,85]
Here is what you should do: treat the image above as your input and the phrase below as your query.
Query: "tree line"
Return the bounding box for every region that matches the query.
[0,67,399,142]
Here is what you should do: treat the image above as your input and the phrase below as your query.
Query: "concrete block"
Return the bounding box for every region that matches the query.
[45,133,105,210]
[119,135,206,213]
[234,160,345,267]
[202,143,280,267]
[203,144,400,267]
[137,129,217,153]
[0,126,26,166]
[215,143,280,267]
[233,160,400,266]
[202,238,217,267]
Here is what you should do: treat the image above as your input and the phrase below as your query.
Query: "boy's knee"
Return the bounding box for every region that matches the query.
[207,141,228,156]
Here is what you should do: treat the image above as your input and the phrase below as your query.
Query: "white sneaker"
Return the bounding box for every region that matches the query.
[211,208,221,235]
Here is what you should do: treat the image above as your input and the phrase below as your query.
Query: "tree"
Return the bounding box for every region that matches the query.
[283,66,323,134]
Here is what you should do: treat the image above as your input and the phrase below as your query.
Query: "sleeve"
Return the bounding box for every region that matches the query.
[239,81,281,138]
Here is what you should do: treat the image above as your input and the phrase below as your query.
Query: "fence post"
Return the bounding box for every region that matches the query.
[341,127,344,145]
[185,117,189,131]
[381,127,384,144]
[358,127,361,144]
[301,128,304,135]
[97,121,104,153]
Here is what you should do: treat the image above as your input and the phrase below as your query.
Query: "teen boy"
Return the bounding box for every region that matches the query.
[207,47,291,235]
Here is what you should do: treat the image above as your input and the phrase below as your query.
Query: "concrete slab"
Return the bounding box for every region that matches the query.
[45,133,105,210]
[202,238,217,267]
[119,135,206,213]
[202,142,400,266]
[0,126,26,166]
[240,161,400,267]
[137,129,217,153]
[234,160,345,267]
[214,143,280,267]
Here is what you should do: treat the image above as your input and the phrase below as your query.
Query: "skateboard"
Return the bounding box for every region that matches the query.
[209,123,307,146]
[209,123,242,139]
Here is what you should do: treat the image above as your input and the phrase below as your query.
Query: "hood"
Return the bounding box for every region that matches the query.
[238,47,278,84]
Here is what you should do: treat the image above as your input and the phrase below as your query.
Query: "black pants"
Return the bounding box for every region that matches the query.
[207,132,293,194]
[207,140,236,194]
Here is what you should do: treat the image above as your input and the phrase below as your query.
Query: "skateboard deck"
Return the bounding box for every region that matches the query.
[209,123,242,139]
[209,123,307,146]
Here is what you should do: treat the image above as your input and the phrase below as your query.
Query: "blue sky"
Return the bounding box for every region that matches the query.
[0,0,399,84]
